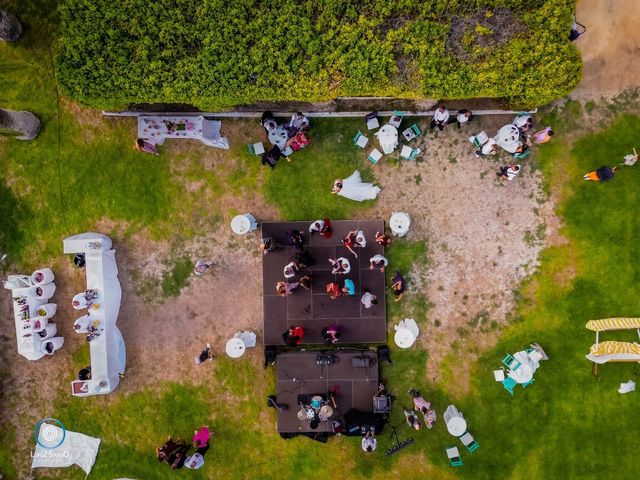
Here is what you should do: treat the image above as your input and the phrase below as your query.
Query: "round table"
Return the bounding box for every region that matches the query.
[394,327,416,348]
[231,215,251,235]
[390,212,410,237]
[508,361,534,384]
[497,124,522,153]
[268,126,289,149]
[446,417,467,437]
[376,124,399,154]
[225,338,246,358]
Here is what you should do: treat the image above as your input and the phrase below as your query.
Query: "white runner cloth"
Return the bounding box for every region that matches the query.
[337,171,380,202]
[138,116,229,149]
[31,424,100,476]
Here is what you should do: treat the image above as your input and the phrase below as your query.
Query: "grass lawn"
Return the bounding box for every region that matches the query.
[2,2,640,479]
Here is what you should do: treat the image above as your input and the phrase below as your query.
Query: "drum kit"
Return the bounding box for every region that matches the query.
[297,395,335,424]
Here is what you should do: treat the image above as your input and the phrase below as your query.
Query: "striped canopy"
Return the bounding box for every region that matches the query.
[585,318,640,332]
[590,341,640,356]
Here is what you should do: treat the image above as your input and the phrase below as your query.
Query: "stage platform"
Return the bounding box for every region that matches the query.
[262,220,387,346]
[275,350,379,434]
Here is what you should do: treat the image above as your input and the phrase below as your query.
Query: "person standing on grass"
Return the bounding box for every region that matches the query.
[194,343,213,365]
[391,271,406,301]
[430,105,450,131]
[455,109,472,128]
[369,254,388,272]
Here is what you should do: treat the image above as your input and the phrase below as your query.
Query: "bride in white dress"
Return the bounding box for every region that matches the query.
[332,171,380,202]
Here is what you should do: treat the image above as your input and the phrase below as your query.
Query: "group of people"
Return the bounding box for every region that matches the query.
[403,389,437,431]
[156,426,211,470]
[260,111,311,169]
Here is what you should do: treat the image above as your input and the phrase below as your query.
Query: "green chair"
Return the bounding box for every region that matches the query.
[460,432,479,453]
[502,376,518,395]
[525,346,535,354]
[400,145,420,160]
[354,130,369,149]
[368,148,383,165]
[522,377,535,389]
[446,447,463,467]
[513,149,532,160]
[402,123,421,141]
[502,353,521,371]
[247,142,265,156]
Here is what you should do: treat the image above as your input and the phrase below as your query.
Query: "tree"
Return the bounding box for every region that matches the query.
[0,10,22,41]
[0,109,40,140]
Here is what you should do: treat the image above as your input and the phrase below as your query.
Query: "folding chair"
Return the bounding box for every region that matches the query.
[502,353,521,371]
[469,131,489,148]
[368,148,383,165]
[513,149,532,160]
[522,377,535,389]
[400,146,420,160]
[502,376,518,395]
[365,111,380,130]
[247,142,265,156]
[460,432,479,453]
[525,346,535,354]
[402,124,421,141]
[388,110,404,128]
[446,447,463,467]
[353,130,369,149]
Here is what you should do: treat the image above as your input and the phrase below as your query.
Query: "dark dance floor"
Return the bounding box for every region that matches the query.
[275,351,379,433]
[262,220,387,346]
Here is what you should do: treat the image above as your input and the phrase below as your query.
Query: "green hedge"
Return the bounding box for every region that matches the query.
[56,0,581,109]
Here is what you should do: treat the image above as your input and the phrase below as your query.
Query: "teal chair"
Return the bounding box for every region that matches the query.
[247,142,265,156]
[522,377,535,389]
[525,346,535,354]
[368,148,382,165]
[502,376,518,395]
[354,130,369,149]
[400,146,421,160]
[446,447,463,467]
[389,110,404,128]
[402,123,421,141]
[513,149,532,160]
[502,353,521,371]
[460,432,479,453]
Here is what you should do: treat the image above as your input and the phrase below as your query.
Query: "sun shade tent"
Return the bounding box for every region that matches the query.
[31,424,100,477]
[585,318,640,364]
[64,233,125,396]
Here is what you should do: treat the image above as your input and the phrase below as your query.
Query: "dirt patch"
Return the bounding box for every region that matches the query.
[570,0,640,100]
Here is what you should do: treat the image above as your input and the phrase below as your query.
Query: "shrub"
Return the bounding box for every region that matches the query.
[56,0,581,109]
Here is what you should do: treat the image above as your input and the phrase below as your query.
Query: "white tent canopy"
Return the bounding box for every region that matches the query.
[64,233,125,396]
[31,423,100,477]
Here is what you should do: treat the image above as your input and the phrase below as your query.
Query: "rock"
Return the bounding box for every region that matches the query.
[0,10,22,41]
[0,108,41,140]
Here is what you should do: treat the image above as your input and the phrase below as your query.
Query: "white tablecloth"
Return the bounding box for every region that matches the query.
[508,350,539,384]
[496,124,522,153]
[138,116,229,148]
[268,126,289,149]
[446,416,467,436]
[226,338,246,358]
[390,212,410,236]
[376,125,399,154]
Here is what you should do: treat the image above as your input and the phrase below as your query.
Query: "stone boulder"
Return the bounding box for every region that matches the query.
[0,109,41,140]
[0,10,22,41]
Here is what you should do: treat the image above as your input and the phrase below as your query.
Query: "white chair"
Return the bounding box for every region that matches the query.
[390,212,410,237]
[446,446,463,467]
[368,148,383,165]
[460,432,479,452]
[400,146,420,160]
[493,369,505,382]
[400,318,419,339]
[248,142,265,155]
[388,111,404,128]
[366,117,380,130]
[243,213,258,231]
[235,331,257,348]
[469,131,489,148]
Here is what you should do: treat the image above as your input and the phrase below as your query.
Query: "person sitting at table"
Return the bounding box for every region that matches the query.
[276,281,299,297]
[361,430,377,453]
[287,111,310,136]
[261,111,278,133]
[309,218,332,238]
[78,366,91,380]
[403,408,422,430]
[533,126,554,144]
[259,236,280,255]
[135,138,159,155]
[322,324,342,344]
[375,231,392,247]
[282,325,304,346]
[326,281,342,300]
[474,137,498,157]
[369,254,388,272]
[409,389,437,428]
[286,130,311,151]
[341,278,356,296]
[329,257,351,274]
[514,114,534,132]
[283,261,299,279]
[342,229,366,257]
[455,109,473,128]
[391,271,406,301]
[430,104,450,131]
[287,229,305,250]
[262,145,289,169]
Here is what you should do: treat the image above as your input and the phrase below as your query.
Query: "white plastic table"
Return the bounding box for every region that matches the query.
[390,212,410,237]
[231,215,251,235]
[226,337,246,358]
[268,125,289,149]
[508,350,537,384]
[446,416,467,436]
[394,327,416,348]
[496,124,522,153]
[376,125,399,154]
